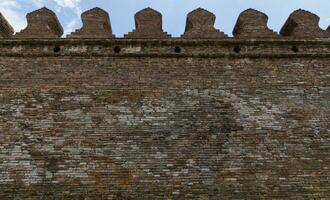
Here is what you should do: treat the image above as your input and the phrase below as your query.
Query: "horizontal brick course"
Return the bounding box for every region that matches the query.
[0,6,329,200]
[0,41,329,198]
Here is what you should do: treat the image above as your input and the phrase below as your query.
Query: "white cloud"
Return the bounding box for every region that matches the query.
[52,0,82,35]
[31,0,45,7]
[64,18,79,35]
[33,0,82,16]
[0,0,83,35]
[53,0,81,9]
[0,0,26,32]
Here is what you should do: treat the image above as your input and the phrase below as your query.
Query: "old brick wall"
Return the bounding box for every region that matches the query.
[0,7,329,200]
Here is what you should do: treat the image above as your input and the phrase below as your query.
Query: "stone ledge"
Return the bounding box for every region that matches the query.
[0,39,330,58]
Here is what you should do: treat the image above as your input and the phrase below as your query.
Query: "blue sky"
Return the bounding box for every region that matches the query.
[0,0,330,37]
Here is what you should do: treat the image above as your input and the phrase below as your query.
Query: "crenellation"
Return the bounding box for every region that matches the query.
[0,13,14,38]
[280,9,327,38]
[67,7,114,38]
[233,9,278,38]
[15,7,63,38]
[124,7,171,39]
[0,6,329,200]
[0,7,330,38]
[182,8,226,39]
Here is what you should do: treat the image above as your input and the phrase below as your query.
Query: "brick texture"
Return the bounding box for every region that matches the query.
[182,8,226,39]
[15,7,63,39]
[233,9,278,38]
[68,7,114,38]
[280,9,328,38]
[0,13,14,38]
[125,7,171,39]
[0,7,329,200]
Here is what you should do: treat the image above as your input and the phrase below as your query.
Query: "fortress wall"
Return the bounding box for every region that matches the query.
[0,7,329,199]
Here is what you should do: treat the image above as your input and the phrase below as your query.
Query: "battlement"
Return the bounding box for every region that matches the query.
[0,6,329,200]
[1,7,330,59]
[1,7,330,39]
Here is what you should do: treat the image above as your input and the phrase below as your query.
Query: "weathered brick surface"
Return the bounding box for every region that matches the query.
[0,39,329,199]
[182,8,226,39]
[15,7,63,38]
[0,6,329,200]
[68,7,114,38]
[280,9,328,38]
[233,9,278,38]
[0,13,14,38]
[125,8,171,39]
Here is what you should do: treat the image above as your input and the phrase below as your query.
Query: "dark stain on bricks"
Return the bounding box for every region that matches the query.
[0,6,329,200]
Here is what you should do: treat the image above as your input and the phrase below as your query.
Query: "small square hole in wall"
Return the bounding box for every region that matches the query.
[233,46,241,53]
[291,46,299,53]
[174,46,182,53]
[113,46,121,53]
[53,46,61,53]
